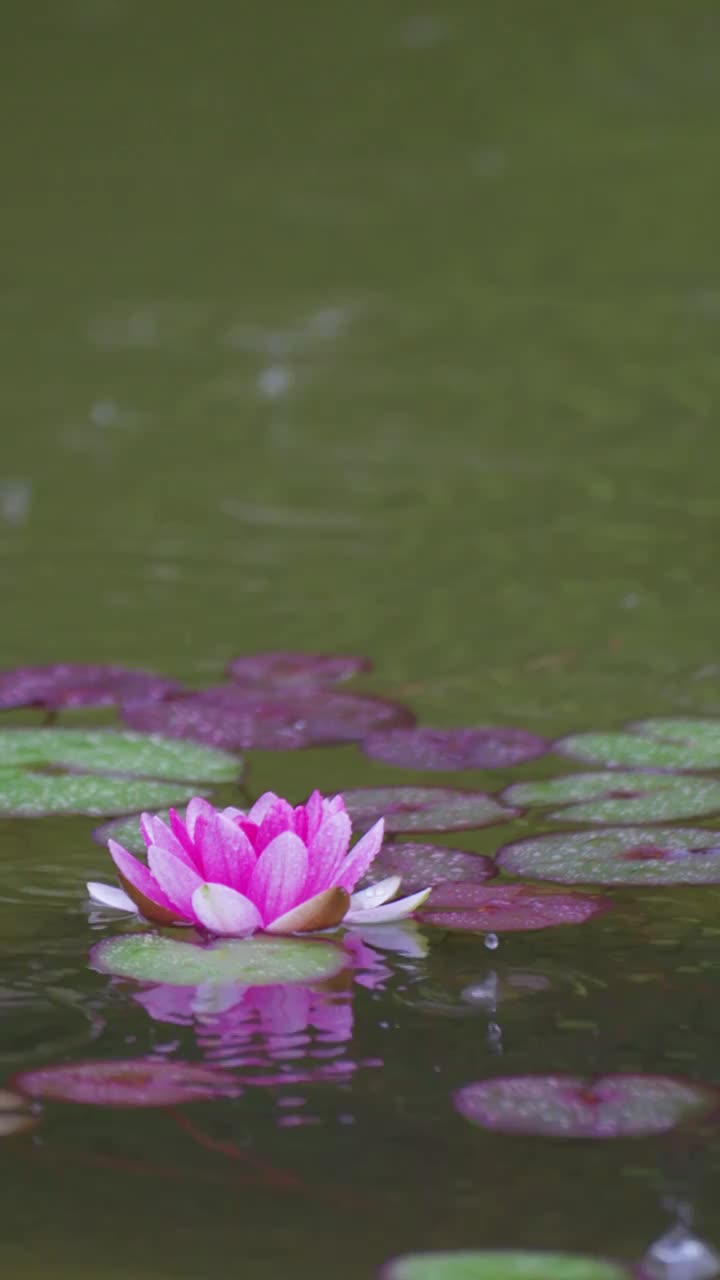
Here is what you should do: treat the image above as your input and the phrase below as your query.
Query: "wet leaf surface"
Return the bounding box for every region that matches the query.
[418,883,612,932]
[453,1073,719,1137]
[91,933,349,987]
[497,826,720,885]
[364,841,497,889]
[0,768,201,818]
[361,726,548,771]
[382,1251,631,1279]
[0,663,180,710]
[555,718,720,771]
[502,771,720,822]
[343,786,519,833]
[226,651,372,688]
[14,1058,242,1106]
[0,728,241,782]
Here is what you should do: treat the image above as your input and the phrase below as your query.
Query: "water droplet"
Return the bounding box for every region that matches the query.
[641,1225,720,1280]
[484,932,499,951]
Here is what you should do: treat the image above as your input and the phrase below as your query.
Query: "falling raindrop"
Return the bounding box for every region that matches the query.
[639,1224,720,1280]
[484,933,500,951]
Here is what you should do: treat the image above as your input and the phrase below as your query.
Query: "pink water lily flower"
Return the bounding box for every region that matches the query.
[87,791,431,936]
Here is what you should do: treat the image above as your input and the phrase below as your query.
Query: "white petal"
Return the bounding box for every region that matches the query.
[346,921,429,959]
[349,875,402,912]
[86,881,138,913]
[343,886,432,926]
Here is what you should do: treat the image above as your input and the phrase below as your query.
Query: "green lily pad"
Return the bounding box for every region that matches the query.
[0,728,241,782]
[502,772,720,823]
[93,810,172,852]
[90,933,349,987]
[555,719,720,771]
[0,767,201,818]
[497,826,720,885]
[381,1252,629,1280]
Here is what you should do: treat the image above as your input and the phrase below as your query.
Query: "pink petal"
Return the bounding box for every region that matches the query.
[194,810,257,890]
[108,839,175,912]
[140,812,198,869]
[304,790,324,842]
[336,819,385,892]
[87,881,137,912]
[348,875,402,912]
[255,798,297,852]
[247,792,281,824]
[304,810,352,896]
[292,804,308,842]
[184,797,217,842]
[343,885,431,925]
[168,808,198,859]
[248,831,309,923]
[147,844,204,918]
[191,884,263,937]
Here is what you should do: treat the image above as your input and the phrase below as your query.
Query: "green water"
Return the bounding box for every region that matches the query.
[3,2,720,1276]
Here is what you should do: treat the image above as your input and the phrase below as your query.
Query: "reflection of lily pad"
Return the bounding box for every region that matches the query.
[123,688,413,750]
[382,1251,630,1279]
[361,726,548,771]
[502,772,720,823]
[0,1090,39,1139]
[343,787,518,834]
[0,728,240,781]
[0,663,179,710]
[0,767,201,818]
[555,719,720,771]
[418,884,612,933]
[91,933,349,987]
[497,826,720,885]
[227,651,372,688]
[366,842,497,889]
[14,1058,241,1106]
[454,1074,719,1138]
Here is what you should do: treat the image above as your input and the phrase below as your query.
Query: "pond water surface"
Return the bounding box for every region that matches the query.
[3,3,720,1277]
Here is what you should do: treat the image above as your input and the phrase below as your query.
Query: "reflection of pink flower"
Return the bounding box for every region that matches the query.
[89,792,429,936]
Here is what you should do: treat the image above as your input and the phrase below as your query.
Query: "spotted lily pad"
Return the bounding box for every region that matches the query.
[418,884,612,932]
[0,663,180,710]
[343,787,518,834]
[91,933,349,987]
[123,688,413,750]
[0,768,201,818]
[555,719,720,771]
[453,1074,719,1138]
[14,1058,241,1106]
[365,842,497,890]
[226,651,372,688]
[497,826,720,885]
[502,772,720,823]
[0,728,240,781]
[381,1251,630,1279]
[362,726,548,772]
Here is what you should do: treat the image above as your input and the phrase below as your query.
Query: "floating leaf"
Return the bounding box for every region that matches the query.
[0,1089,39,1139]
[0,767,200,818]
[0,663,180,710]
[0,728,241,782]
[418,884,612,933]
[343,787,518,834]
[123,688,413,750]
[226,651,372,688]
[362,726,547,772]
[381,1251,630,1279]
[365,842,497,890]
[497,826,720,885]
[555,719,720,771]
[93,809,172,852]
[502,772,720,823]
[14,1058,241,1106]
[453,1074,719,1138]
[91,933,349,987]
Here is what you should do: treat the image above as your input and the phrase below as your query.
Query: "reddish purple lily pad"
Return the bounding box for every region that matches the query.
[365,842,498,890]
[418,883,612,932]
[362,726,548,772]
[122,688,413,750]
[14,1058,241,1107]
[226,651,372,688]
[496,826,720,885]
[0,664,180,710]
[343,786,518,834]
[453,1073,720,1138]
